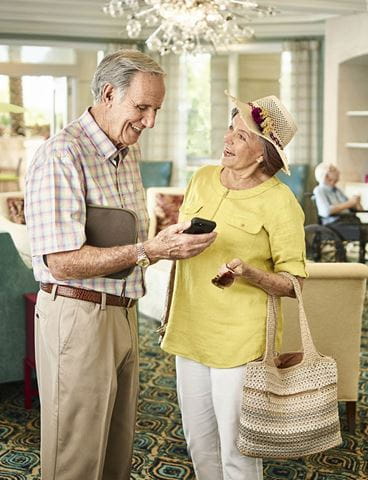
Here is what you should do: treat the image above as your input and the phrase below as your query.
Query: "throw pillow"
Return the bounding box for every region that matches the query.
[7,197,26,224]
[154,193,184,234]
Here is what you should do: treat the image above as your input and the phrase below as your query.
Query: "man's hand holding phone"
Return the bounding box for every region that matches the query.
[144,219,217,262]
[183,217,217,235]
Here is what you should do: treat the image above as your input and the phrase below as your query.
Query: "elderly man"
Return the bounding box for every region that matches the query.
[313,162,363,224]
[313,162,367,262]
[25,50,216,480]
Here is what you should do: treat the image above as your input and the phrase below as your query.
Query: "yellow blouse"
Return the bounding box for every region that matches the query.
[161,165,307,368]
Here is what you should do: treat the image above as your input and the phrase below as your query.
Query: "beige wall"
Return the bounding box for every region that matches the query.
[238,53,281,102]
[324,12,368,183]
[74,50,97,116]
[337,62,368,183]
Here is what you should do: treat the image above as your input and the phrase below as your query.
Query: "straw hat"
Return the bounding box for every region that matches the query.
[226,92,298,175]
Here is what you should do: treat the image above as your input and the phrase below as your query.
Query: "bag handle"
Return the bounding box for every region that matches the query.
[263,272,318,366]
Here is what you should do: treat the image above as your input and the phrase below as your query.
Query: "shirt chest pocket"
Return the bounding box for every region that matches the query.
[225,213,263,249]
[179,203,204,222]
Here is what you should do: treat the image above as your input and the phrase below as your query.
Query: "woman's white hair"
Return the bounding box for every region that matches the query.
[91,49,165,103]
[315,162,334,184]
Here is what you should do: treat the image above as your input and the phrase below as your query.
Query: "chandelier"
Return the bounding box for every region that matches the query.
[103,0,275,55]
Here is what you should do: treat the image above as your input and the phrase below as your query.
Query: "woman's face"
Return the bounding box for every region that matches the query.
[221,113,263,173]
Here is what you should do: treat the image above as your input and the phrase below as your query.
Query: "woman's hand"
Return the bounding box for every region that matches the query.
[221,258,244,277]
[212,258,303,297]
[212,258,245,288]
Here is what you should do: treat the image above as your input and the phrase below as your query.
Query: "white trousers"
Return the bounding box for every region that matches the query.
[176,356,263,480]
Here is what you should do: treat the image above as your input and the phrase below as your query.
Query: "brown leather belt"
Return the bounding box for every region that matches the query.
[40,283,137,308]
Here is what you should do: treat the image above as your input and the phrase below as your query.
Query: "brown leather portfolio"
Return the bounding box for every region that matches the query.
[85,204,138,279]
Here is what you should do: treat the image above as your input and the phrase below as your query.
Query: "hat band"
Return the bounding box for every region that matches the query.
[248,102,284,150]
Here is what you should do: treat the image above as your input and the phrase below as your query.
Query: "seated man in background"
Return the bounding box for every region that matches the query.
[314,162,367,262]
[313,162,363,225]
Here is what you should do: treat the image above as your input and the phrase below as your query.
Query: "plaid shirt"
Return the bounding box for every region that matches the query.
[25,109,149,298]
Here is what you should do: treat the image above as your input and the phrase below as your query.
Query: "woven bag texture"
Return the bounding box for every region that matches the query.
[237,273,342,459]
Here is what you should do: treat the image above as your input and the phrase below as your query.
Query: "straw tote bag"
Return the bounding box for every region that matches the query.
[237,272,342,459]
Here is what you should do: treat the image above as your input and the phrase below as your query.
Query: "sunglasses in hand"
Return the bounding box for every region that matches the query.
[211,265,236,289]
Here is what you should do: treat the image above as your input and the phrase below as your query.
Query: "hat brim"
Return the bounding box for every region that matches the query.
[226,92,290,175]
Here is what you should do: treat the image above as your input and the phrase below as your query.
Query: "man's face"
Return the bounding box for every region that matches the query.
[106,71,165,146]
[327,165,340,184]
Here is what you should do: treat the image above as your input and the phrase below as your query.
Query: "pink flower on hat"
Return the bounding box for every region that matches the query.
[251,106,264,126]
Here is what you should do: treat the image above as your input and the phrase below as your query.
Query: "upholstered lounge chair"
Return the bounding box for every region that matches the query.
[281,262,368,433]
[0,190,31,267]
[0,232,38,383]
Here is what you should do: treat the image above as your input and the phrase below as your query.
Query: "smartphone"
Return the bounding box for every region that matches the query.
[183,217,217,234]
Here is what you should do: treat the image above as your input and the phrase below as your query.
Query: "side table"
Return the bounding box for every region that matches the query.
[23,292,38,409]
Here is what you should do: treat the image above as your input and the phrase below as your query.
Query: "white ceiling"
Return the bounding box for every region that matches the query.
[0,0,366,45]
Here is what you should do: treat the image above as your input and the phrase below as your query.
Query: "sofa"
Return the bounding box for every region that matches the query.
[139,187,185,318]
[0,190,31,267]
[0,232,38,383]
[276,163,310,207]
[139,161,173,188]
[281,262,367,433]
[146,186,185,239]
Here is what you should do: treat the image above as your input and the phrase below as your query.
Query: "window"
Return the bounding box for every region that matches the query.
[0,46,8,62]
[186,54,211,163]
[0,45,76,64]
[0,75,67,138]
[0,75,10,136]
[22,75,68,136]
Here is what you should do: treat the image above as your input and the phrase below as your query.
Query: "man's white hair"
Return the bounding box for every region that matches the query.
[314,162,337,184]
[91,49,165,104]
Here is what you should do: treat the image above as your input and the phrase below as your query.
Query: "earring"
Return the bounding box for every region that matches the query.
[256,156,264,164]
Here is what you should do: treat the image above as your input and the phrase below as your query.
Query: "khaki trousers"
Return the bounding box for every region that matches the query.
[35,288,139,480]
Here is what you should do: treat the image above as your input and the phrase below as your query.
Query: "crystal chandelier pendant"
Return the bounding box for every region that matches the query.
[102,0,275,55]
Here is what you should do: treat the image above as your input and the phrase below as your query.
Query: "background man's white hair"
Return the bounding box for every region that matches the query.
[315,162,337,184]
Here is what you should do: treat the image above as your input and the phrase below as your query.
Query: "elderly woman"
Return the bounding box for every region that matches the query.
[160,94,307,480]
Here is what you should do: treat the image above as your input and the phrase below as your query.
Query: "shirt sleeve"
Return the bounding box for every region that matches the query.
[266,193,308,278]
[25,150,87,256]
[313,185,332,217]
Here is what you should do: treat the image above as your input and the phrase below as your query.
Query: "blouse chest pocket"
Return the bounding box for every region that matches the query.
[225,213,263,250]
[179,203,204,221]
[225,214,263,234]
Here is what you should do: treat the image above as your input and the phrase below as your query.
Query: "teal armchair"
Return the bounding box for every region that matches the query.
[0,232,38,383]
[277,164,310,206]
[139,161,172,188]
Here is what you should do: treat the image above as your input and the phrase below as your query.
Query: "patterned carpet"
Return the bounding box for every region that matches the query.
[0,309,367,480]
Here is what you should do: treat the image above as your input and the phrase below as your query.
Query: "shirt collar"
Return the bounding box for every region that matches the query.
[79,109,129,162]
[321,182,337,192]
[110,146,129,167]
[212,166,280,199]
